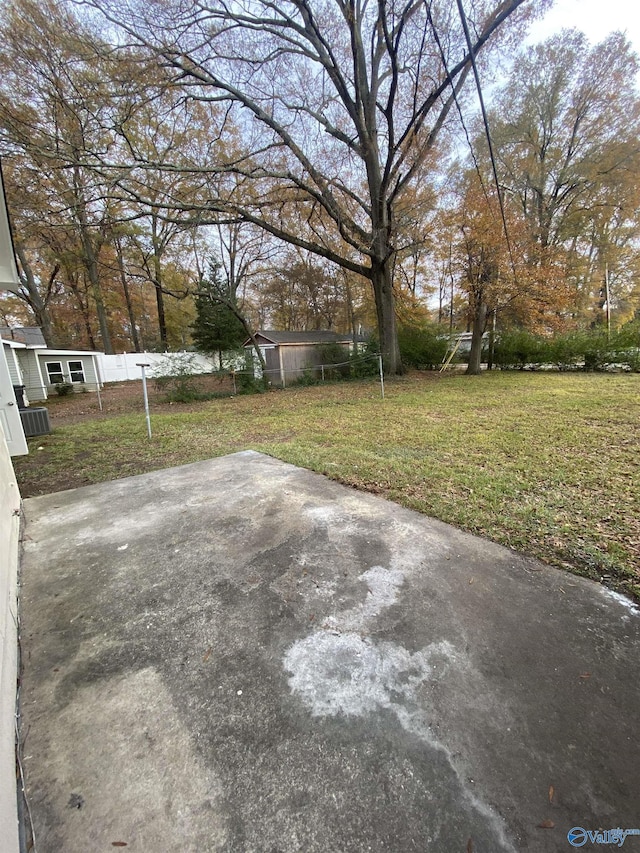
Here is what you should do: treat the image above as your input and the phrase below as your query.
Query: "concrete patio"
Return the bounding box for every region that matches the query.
[18,451,640,852]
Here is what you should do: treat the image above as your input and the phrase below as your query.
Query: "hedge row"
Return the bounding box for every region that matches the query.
[397,321,640,372]
[493,323,640,371]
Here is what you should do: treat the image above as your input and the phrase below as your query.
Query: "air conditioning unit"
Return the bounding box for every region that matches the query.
[20,407,51,437]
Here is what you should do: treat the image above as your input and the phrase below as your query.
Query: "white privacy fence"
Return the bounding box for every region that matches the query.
[97,351,218,384]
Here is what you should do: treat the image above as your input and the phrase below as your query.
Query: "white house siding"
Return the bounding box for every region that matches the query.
[17,350,47,402]
[37,352,99,392]
[2,346,21,387]
[0,421,21,853]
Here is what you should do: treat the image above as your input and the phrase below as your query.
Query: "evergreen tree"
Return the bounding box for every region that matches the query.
[191,260,246,365]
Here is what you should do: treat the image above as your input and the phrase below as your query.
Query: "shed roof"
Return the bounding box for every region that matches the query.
[246,330,365,346]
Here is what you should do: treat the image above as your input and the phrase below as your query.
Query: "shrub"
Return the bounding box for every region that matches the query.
[547,331,585,370]
[235,371,268,394]
[398,323,448,369]
[491,329,546,369]
[54,382,74,396]
[151,353,203,402]
[494,322,640,372]
[308,338,380,382]
[349,337,380,377]
[581,330,610,371]
[612,319,640,350]
[316,342,351,380]
[293,369,321,387]
[607,321,640,371]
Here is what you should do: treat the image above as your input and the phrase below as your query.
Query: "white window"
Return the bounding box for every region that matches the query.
[67,360,85,383]
[45,361,64,384]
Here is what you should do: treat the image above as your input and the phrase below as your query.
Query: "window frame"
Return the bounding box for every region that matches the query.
[45,361,64,385]
[67,360,86,384]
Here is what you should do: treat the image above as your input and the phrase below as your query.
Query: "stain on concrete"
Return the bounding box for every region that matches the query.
[24,668,226,853]
[284,566,514,851]
[285,630,435,716]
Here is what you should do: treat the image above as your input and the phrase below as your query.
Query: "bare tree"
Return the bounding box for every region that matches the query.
[83,0,541,372]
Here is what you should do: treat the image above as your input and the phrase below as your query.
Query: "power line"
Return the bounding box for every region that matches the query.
[425,1,493,209]
[454,0,519,282]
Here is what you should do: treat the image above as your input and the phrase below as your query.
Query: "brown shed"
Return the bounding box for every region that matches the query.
[244,330,361,387]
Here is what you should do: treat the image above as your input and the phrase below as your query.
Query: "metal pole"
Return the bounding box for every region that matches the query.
[487,309,497,371]
[605,263,611,342]
[94,356,104,411]
[137,363,152,439]
[378,355,385,399]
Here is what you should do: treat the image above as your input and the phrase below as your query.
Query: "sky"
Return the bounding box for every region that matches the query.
[527,0,640,54]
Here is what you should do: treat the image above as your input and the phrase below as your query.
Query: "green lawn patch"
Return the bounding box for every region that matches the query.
[14,371,640,601]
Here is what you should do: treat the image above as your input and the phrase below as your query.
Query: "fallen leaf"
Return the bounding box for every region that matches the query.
[548,785,554,803]
[538,820,555,829]
[202,648,211,663]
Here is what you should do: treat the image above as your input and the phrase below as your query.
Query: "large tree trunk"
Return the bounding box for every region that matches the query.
[466,299,488,375]
[73,166,113,354]
[66,270,97,350]
[14,243,56,346]
[115,237,141,352]
[83,236,113,354]
[371,258,402,375]
[151,218,169,350]
[154,277,168,351]
[344,273,357,346]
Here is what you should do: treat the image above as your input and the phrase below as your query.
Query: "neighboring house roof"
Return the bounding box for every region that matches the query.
[0,326,47,346]
[246,330,365,346]
[0,328,100,357]
[1,336,26,349]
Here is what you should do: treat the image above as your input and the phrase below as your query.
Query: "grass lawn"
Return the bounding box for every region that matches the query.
[14,371,640,601]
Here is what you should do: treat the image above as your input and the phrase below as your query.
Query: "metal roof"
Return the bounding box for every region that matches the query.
[0,326,47,346]
[246,330,366,346]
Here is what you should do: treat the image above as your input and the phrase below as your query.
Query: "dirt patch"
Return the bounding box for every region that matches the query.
[42,374,236,427]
